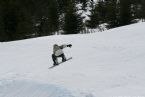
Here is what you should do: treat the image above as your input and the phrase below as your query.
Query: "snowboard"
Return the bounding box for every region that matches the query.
[49,57,72,69]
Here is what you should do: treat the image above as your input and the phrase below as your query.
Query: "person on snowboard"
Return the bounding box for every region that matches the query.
[52,44,72,66]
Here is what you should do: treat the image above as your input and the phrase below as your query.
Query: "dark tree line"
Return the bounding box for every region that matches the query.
[0,0,145,42]
[87,0,145,29]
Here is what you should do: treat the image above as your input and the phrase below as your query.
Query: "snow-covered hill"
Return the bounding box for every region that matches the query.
[0,22,145,97]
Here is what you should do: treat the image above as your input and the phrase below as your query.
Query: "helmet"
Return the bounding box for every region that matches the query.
[53,44,59,48]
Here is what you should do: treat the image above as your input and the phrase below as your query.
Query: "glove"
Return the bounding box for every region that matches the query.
[67,44,72,48]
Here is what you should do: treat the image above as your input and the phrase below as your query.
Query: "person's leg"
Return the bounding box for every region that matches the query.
[61,53,66,62]
[52,54,58,65]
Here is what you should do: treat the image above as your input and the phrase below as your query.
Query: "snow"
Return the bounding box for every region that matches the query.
[0,22,145,97]
[0,80,74,97]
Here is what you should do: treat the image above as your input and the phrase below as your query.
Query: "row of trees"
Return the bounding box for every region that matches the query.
[87,0,145,29]
[0,0,145,42]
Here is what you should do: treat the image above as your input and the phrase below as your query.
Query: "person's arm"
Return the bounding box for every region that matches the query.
[60,44,72,49]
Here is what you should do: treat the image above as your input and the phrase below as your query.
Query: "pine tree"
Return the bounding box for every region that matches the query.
[0,1,6,41]
[76,0,89,10]
[119,0,132,26]
[0,0,35,41]
[86,3,99,29]
[16,0,35,39]
[141,0,145,21]
[57,0,68,14]
[63,1,83,34]
[32,0,60,36]
[2,1,20,41]
[97,0,106,23]
[130,0,142,21]
[47,0,60,34]
[32,0,50,36]
[105,0,119,28]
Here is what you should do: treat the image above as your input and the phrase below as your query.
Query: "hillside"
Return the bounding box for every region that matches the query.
[0,22,145,97]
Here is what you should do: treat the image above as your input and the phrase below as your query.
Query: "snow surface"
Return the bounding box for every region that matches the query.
[0,22,145,97]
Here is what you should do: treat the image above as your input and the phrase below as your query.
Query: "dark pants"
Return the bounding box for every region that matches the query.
[52,53,66,65]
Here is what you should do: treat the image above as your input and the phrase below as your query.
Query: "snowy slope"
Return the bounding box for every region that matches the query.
[0,22,145,97]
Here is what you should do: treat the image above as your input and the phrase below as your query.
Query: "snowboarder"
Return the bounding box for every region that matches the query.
[52,44,72,66]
